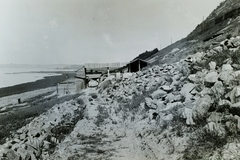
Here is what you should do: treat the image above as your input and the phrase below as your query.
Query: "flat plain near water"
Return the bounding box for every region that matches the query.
[0,66,67,88]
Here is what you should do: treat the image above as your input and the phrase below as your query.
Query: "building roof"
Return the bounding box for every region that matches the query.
[128,58,149,64]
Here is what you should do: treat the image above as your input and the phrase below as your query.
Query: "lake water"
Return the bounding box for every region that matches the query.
[0,65,75,88]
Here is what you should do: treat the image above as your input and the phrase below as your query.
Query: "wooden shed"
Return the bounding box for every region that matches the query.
[127,58,149,72]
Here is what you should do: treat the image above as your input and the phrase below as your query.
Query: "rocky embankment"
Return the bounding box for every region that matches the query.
[2,36,240,159]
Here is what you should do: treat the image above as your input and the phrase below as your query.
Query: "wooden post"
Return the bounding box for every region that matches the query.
[18,98,21,104]
[56,83,58,94]
[107,67,110,77]
[84,67,87,88]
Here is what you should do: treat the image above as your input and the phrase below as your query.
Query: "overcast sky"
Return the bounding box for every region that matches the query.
[0,0,223,65]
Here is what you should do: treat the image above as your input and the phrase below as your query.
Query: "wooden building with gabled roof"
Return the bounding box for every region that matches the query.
[127,58,149,72]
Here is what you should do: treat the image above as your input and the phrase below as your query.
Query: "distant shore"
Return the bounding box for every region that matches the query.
[0,71,76,98]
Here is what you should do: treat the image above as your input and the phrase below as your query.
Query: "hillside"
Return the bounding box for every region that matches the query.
[147,0,240,65]
[2,0,240,159]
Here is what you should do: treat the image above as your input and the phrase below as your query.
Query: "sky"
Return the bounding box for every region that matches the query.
[0,0,224,65]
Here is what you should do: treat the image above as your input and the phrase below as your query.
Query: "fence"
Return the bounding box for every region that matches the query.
[84,62,127,69]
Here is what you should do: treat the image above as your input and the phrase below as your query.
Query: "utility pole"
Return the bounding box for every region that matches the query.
[171,37,172,45]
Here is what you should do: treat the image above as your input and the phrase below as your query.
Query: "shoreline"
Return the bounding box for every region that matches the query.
[0,71,76,98]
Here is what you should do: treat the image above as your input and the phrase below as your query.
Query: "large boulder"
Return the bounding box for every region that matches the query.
[180,83,195,102]
[204,72,219,84]
[165,93,178,103]
[150,89,167,100]
[162,102,183,113]
[228,86,240,104]
[211,81,225,99]
[156,101,166,112]
[192,95,212,118]
[209,61,216,71]
[219,71,234,86]
[98,80,112,93]
[222,64,233,71]
[218,99,232,112]
[160,85,172,93]
[188,74,198,83]
[145,97,157,109]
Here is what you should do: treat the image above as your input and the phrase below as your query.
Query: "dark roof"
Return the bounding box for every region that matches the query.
[128,58,149,64]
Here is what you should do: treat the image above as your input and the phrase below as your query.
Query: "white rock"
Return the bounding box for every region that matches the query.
[180,83,195,102]
[191,52,205,63]
[150,89,167,99]
[209,61,216,70]
[219,71,234,85]
[163,102,183,112]
[182,108,195,125]
[17,148,28,160]
[165,93,175,103]
[218,99,232,109]
[160,85,172,92]
[214,46,223,53]
[172,73,182,81]
[204,72,219,83]
[188,74,198,83]
[222,64,233,71]
[211,81,225,98]
[122,73,132,79]
[19,133,26,140]
[115,129,126,138]
[156,101,166,112]
[162,114,173,121]
[232,70,240,78]
[88,80,98,87]
[145,97,157,109]
[193,95,212,118]
[228,86,240,103]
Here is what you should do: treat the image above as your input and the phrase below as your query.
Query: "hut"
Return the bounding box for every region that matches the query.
[75,62,127,87]
[127,58,149,72]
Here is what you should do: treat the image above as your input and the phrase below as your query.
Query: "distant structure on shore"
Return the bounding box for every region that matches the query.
[57,48,159,95]
[84,62,127,69]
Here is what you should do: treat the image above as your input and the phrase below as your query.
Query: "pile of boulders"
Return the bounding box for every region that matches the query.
[3,36,240,159]
[0,99,86,160]
[93,36,240,158]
